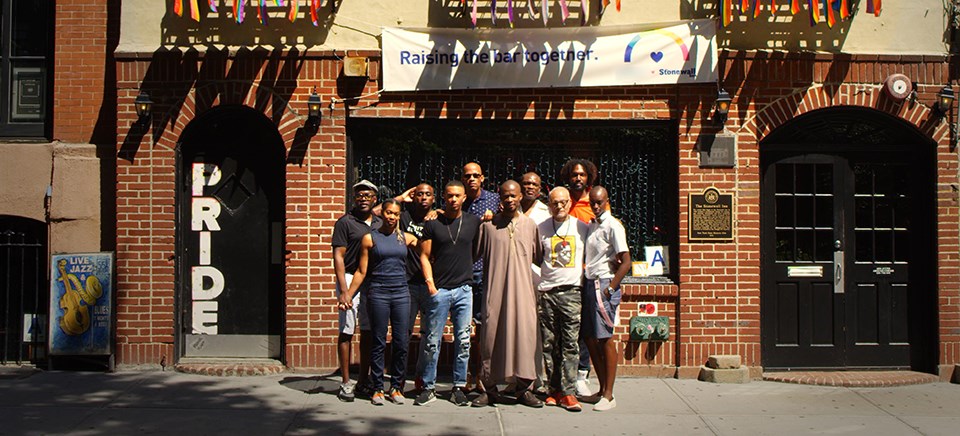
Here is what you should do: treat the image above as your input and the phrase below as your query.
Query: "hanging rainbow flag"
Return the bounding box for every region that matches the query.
[582,0,590,25]
[741,0,750,13]
[209,0,218,13]
[790,0,800,14]
[770,0,777,16]
[541,0,547,25]
[559,0,570,23]
[258,0,268,25]
[754,0,762,18]
[473,0,479,26]
[866,0,881,17]
[190,0,200,21]
[719,0,733,27]
[839,0,850,20]
[491,0,497,25]
[174,0,184,16]
[808,0,821,26]
[310,0,320,26]
[288,0,298,22]
[235,0,245,23]
[508,0,514,27]
[825,0,835,27]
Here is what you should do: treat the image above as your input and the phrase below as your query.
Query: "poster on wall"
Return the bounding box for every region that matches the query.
[382,19,718,91]
[48,252,114,356]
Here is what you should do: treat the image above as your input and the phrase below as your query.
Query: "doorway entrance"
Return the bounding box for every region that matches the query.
[760,107,937,370]
[176,106,285,359]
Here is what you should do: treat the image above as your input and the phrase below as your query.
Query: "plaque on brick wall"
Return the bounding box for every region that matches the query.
[689,187,733,241]
[697,133,736,168]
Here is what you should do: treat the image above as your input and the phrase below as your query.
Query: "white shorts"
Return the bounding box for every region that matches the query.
[336,273,369,335]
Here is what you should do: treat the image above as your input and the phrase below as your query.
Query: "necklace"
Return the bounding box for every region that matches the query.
[446,214,463,245]
[552,217,571,238]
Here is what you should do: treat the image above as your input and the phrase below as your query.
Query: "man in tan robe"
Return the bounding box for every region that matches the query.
[472,180,544,408]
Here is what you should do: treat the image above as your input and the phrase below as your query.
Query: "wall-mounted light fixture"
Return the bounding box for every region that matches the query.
[134,91,153,123]
[342,56,368,78]
[307,90,322,127]
[714,89,732,124]
[935,85,955,114]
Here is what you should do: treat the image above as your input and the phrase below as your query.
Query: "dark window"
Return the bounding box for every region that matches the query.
[347,118,679,273]
[0,0,52,137]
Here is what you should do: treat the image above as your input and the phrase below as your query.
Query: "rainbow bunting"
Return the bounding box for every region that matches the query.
[754,0,762,18]
[583,0,590,25]
[808,0,821,26]
[790,0,800,14]
[288,0,298,22]
[741,0,750,13]
[541,0,547,25]
[559,0,570,23]
[190,0,200,21]
[508,0,514,27]
[258,0,268,25]
[473,0,479,26]
[174,0,184,16]
[867,0,881,17]
[617,0,621,11]
[528,0,536,21]
[771,0,777,16]
[209,0,218,13]
[826,0,835,27]
[310,0,319,26]
[839,0,850,20]
[720,0,733,27]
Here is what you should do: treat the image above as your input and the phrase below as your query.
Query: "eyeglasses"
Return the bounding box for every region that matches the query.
[549,200,569,207]
[355,193,376,200]
[462,173,482,179]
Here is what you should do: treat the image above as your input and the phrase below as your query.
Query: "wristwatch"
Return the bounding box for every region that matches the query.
[604,286,614,296]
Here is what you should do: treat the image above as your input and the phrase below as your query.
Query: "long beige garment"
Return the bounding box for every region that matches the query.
[476,213,543,386]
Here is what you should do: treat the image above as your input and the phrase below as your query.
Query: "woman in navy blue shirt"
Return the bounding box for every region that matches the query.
[342,198,418,405]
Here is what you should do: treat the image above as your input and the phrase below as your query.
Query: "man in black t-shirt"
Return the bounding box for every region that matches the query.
[332,180,382,402]
[414,180,481,407]
[398,183,436,388]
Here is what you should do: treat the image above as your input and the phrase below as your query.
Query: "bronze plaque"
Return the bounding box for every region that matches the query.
[689,187,733,241]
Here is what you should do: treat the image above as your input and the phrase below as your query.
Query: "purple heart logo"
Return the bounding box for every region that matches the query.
[650,51,663,62]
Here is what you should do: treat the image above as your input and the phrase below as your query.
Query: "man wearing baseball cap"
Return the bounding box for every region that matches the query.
[332,179,382,401]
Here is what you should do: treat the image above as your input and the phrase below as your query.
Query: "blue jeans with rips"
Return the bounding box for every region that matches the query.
[420,283,473,390]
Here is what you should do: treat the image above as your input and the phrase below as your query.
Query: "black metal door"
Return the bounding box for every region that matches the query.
[177,106,285,359]
[761,155,844,368]
[0,216,48,364]
[762,151,929,369]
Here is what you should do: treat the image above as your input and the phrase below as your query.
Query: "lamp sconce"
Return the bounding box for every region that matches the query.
[307,90,322,128]
[713,89,732,125]
[934,85,955,115]
[134,91,153,124]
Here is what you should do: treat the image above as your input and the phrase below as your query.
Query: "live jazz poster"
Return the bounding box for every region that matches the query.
[48,252,114,355]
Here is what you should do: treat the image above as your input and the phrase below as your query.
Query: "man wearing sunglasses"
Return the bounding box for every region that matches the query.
[332,179,382,402]
[460,162,499,391]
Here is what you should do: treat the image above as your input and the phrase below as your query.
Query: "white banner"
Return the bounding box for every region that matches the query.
[381,20,718,92]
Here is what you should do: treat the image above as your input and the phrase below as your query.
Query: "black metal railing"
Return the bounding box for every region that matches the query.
[1,217,48,365]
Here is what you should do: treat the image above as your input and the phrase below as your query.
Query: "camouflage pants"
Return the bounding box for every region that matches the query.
[538,286,582,396]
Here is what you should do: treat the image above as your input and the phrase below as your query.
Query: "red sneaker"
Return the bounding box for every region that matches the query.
[544,391,562,406]
[559,394,582,412]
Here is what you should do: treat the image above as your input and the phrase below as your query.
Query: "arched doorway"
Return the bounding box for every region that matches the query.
[760,107,938,371]
[176,106,285,359]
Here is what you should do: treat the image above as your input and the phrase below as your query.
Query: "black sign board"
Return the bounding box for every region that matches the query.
[697,133,736,168]
[689,187,733,241]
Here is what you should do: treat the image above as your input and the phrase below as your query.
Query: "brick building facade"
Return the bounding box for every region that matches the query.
[114,41,960,379]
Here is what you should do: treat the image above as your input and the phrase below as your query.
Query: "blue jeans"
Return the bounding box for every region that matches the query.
[367,284,411,391]
[421,283,473,390]
[408,283,430,378]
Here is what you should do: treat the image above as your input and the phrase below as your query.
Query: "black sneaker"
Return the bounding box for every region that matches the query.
[355,381,375,399]
[450,387,469,406]
[414,389,436,406]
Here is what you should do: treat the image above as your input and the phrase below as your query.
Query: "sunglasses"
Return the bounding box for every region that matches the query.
[462,173,482,179]
[355,192,376,200]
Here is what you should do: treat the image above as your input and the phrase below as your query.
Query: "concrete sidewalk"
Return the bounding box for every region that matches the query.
[1,369,958,435]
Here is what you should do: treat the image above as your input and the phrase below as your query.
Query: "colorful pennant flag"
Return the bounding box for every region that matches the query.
[808,0,821,26]
[258,0,268,25]
[866,0,881,17]
[541,0,548,25]
[770,0,777,16]
[753,0,762,18]
[190,0,200,21]
[288,0,298,22]
[508,0,514,27]
[472,0,479,26]
[311,0,320,26]
[582,0,590,25]
[720,0,733,27]
[790,0,800,14]
[174,0,184,16]
[209,0,218,13]
[839,0,850,20]
[826,0,835,27]
[559,0,570,23]
[741,0,750,14]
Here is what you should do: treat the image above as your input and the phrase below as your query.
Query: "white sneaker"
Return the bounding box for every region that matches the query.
[594,397,616,411]
[575,370,592,397]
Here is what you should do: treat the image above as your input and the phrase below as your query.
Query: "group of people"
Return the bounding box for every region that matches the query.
[331,159,632,412]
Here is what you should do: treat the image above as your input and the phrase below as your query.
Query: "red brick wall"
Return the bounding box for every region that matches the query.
[114,50,959,377]
[54,1,108,143]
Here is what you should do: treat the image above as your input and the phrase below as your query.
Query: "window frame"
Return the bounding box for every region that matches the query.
[0,0,53,139]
